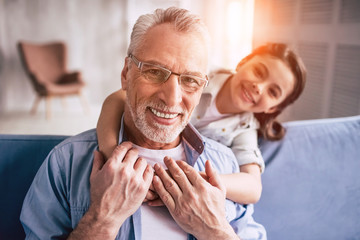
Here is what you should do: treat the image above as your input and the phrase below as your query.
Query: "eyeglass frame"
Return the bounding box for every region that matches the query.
[128,54,209,92]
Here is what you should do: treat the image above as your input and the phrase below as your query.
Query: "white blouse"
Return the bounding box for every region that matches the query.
[190,72,265,173]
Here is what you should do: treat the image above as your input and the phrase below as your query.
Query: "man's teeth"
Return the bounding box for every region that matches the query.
[150,108,178,119]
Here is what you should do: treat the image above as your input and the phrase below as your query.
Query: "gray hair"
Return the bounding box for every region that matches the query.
[127,7,210,56]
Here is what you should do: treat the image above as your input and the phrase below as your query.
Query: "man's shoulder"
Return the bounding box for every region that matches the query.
[55,128,98,150]
[47,129,98,166]
[45,129,98,181]
[202,135,235,159]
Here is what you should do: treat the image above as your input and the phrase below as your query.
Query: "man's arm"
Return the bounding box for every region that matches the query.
[153,157,240,240]
[68,142,153,239]
[20,148,74,239]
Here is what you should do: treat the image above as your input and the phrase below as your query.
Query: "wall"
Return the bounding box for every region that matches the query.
[0,0,258,115]
[253,0,360,121]
[0,0,127,113]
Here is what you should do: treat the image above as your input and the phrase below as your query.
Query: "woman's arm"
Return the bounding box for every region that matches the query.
[223,126,264,204]
[97,90,126,159]
[221,163,262,204]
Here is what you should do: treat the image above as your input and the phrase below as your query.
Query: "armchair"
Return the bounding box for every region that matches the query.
[17,41,89,119]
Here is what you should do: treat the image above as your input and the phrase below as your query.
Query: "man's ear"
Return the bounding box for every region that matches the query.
[121,58,129,90]
[264,106,278,114]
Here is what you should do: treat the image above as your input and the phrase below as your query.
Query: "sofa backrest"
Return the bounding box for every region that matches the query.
[0,115,359,239]
[254,115,360,239]
[0,135,68,240]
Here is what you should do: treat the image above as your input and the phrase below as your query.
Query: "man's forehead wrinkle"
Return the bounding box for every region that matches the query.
[133,27,208,75]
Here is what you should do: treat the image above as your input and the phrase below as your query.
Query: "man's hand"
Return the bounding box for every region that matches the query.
[152,158,239,240]
[69,142,153,239]
[144,183,162,205]
[90,142,154,221]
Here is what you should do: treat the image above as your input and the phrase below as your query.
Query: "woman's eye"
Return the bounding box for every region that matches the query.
[269,88,278,98]
[253,66,263,78]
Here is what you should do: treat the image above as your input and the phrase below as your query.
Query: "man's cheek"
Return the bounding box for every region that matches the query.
[187,93,202,119]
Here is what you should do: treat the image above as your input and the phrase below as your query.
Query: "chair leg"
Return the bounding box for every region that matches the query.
[30,96,41,115]
[79,92,90,115]
[45,96,52,120]
[61,96,67,112]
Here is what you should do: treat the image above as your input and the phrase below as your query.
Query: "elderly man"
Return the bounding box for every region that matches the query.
[20,7,265,240]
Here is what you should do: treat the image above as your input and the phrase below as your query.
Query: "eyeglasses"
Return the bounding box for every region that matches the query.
[128,54,208,93]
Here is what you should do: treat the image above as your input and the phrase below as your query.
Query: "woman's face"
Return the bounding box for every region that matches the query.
[229,54,295,114]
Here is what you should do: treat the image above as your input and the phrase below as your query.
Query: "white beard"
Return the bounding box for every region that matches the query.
[126,96,188,143]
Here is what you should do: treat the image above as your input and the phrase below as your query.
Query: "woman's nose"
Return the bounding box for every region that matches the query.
[252,82,263,95]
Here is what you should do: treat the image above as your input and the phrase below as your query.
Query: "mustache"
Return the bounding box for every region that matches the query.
[146,101,187,115]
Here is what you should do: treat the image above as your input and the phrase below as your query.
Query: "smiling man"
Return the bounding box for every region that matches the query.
[122,21,208,148]
[20,7,266,240]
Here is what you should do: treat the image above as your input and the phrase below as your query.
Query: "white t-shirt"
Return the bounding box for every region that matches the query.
[132,143,187,240]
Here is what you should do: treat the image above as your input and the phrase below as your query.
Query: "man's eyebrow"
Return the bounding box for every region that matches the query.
[142,60,175,72]
[144,59,205,77]
[143,59,166,67]
[182,71,205,78]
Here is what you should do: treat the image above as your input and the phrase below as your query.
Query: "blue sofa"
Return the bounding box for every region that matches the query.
[1,116,359,239]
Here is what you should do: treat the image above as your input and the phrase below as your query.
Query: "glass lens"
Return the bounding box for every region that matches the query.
[140,63,170,83]
[134,58,207,93]
[180,75,203,92]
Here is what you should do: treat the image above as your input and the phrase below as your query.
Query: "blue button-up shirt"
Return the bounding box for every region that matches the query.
[20,120,266,239]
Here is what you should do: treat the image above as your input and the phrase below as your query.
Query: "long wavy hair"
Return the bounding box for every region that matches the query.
[237,43,307,140]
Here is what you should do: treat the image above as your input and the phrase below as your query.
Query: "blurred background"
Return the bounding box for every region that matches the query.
[0,0,359,135]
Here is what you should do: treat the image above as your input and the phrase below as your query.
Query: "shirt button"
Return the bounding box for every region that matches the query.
[222,128,226,132]
[197,115,200,119]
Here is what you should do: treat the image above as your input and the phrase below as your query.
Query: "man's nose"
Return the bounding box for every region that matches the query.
[160,74,182,106]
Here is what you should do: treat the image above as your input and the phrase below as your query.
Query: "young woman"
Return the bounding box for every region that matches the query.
[96,43,307,205]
